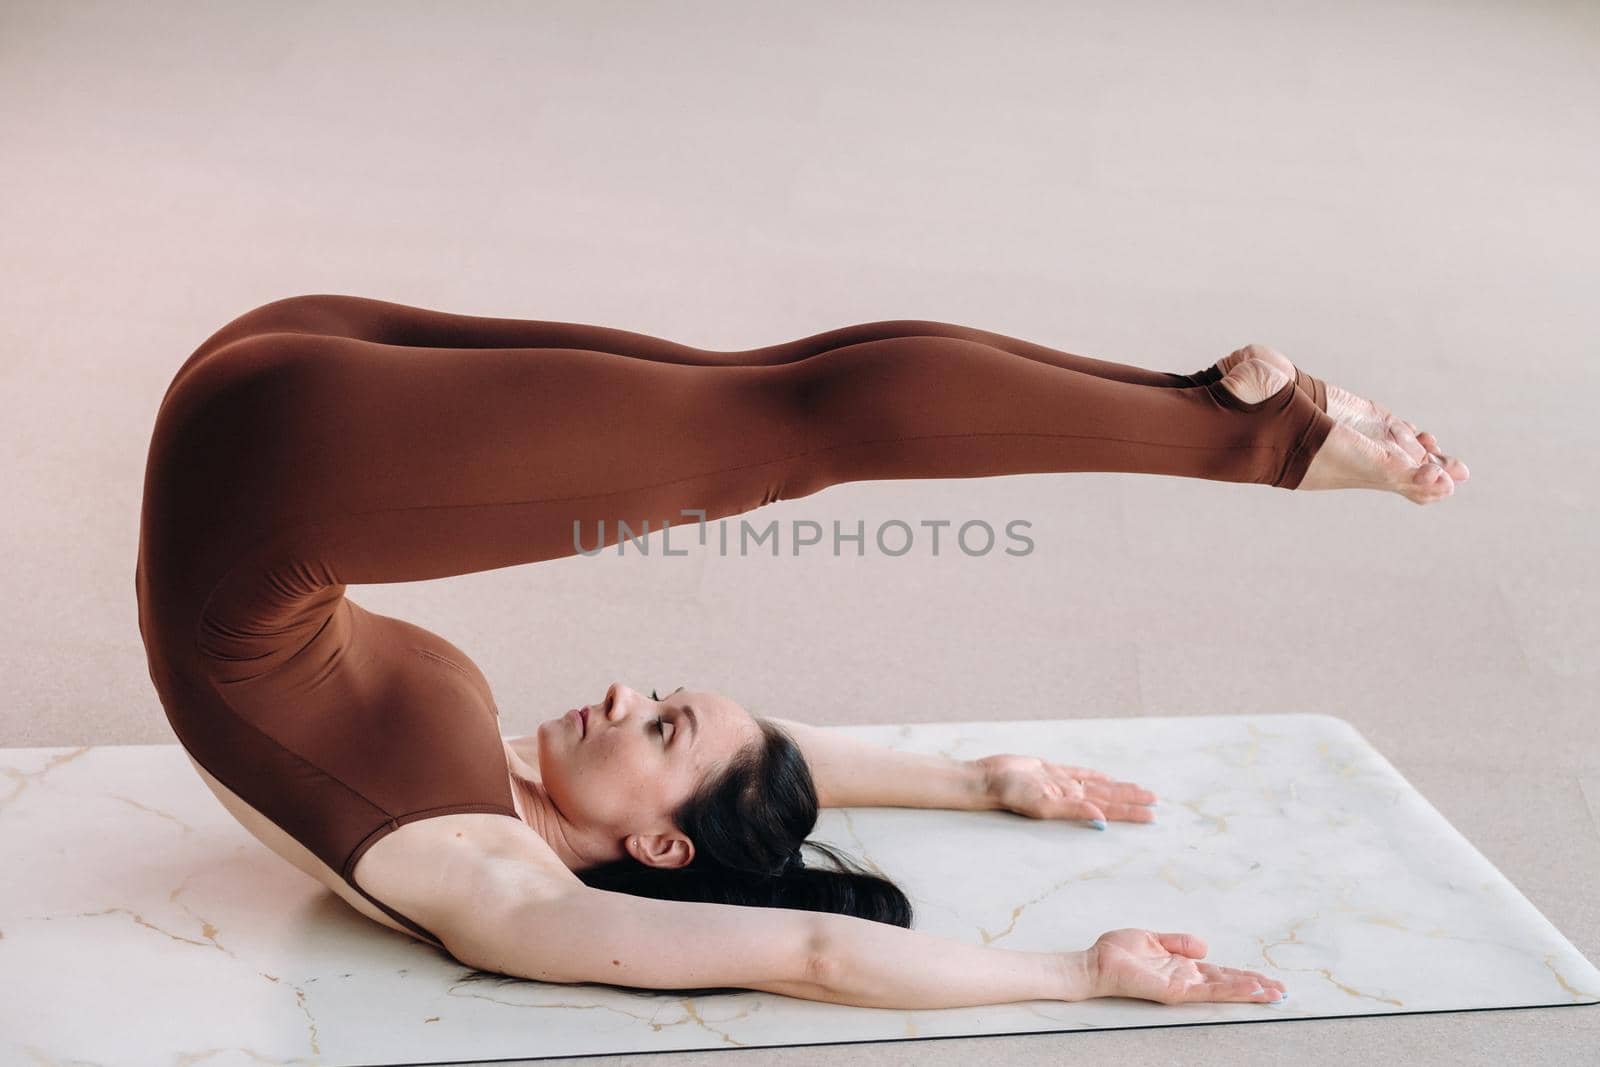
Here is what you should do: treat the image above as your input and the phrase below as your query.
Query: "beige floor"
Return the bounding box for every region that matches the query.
[2,1,1595,1063]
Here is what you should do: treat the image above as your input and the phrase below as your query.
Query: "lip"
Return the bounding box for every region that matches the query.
[577,707,589,738]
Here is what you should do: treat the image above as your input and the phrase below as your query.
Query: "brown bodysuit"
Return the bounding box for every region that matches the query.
[134,295,1335,948]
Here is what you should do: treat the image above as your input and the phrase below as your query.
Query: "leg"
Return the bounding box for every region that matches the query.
[184,327,1330,674]
[770,334,1332,499]
[185,294,1233,386]
[210,294,1337,413]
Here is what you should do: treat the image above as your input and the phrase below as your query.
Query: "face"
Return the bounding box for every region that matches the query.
[534,681,762,870]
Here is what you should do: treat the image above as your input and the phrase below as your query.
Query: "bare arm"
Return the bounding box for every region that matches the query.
[440,881,1286,1009]
[767,716,994,811]
[430,826,1287,1008]
[768,717,1161,826]
[442,880,1087,1008]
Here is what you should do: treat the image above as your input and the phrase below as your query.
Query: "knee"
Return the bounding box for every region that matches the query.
[767,333,996,434]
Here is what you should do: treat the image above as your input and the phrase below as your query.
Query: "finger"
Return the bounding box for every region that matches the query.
[1032,797,1104,826]
[1086,781,1160,805]
[1231,977,1278,1001]
[1056,765,1112,782]
[1251,975,1288,995]
[1246,979,1288,1001]
[1203,963,1284,992]
[1245,982,1287,1002]
[1157,931,1207,959]
[1094,801,1158,823]
[1064,777,1161,813]
[1234,968,1283,989]
[1082,778,1156,797]
[1213,968,1288,999]
[1037,799,1108,828]
[1187,974,1259,1002]
[1204,975,1283,1002]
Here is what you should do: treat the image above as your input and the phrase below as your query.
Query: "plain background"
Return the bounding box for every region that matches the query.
[2,1,1595,1063]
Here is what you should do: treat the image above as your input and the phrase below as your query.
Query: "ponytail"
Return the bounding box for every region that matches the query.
[575,719,912,926]
[763,840,912,927]
[576,836,912,929]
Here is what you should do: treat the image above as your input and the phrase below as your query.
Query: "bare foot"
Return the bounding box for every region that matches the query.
[1214,344,1468,505]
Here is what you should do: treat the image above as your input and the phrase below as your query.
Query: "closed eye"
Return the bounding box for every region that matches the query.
[649,687,679,746]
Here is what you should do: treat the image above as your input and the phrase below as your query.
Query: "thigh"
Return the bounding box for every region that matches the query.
[185,295,1214,385]
[185,293,734,368]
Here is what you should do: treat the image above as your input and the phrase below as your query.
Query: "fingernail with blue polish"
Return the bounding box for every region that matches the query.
[1090,819,1107,831]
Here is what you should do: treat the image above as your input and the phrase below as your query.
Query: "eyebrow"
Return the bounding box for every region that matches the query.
[682,704,698,751]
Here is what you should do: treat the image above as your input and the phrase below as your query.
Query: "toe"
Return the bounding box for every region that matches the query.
[1384,418,1429,464]
[1432,452,1470,482]
[1416,432,1469,483]
[1408,461,1456,504]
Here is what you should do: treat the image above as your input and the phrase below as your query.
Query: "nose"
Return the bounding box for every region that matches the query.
[603,681,636,722]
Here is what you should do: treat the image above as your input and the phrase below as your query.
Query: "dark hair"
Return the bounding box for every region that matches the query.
[457,714,913,997]
[575,716,911,923]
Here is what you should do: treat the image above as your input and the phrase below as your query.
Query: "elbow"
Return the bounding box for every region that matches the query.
[803,928,839,992]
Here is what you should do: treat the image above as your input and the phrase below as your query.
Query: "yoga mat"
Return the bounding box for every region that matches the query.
[2,714,1594,1065]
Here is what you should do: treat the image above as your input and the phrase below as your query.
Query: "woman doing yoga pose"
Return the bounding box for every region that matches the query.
[134,295,1465,1010]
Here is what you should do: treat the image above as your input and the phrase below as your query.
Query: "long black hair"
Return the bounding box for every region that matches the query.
[457,701,913,996]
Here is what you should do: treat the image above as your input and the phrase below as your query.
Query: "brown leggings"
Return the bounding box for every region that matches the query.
[170,292,1335,503]
[135,295,1335,946]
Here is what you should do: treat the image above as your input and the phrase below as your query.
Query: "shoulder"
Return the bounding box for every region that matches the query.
[188,749,577,950]
[354,812,582,940]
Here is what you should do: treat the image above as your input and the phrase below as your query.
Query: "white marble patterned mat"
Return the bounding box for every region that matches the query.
[2,713,1595,1066]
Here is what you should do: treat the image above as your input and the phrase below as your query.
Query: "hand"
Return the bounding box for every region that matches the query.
[974,753,1157,828]
[1088,929,1288,1005]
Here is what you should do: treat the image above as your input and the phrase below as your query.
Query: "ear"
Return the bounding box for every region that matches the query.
[625,830,694,869]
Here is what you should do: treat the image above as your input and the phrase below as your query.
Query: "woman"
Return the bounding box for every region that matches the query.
[135,295,1465,1010]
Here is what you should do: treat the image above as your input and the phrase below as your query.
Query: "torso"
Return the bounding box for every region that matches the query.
[184,735,570,950]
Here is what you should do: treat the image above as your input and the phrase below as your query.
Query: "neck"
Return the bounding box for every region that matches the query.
[502,735,620,872]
